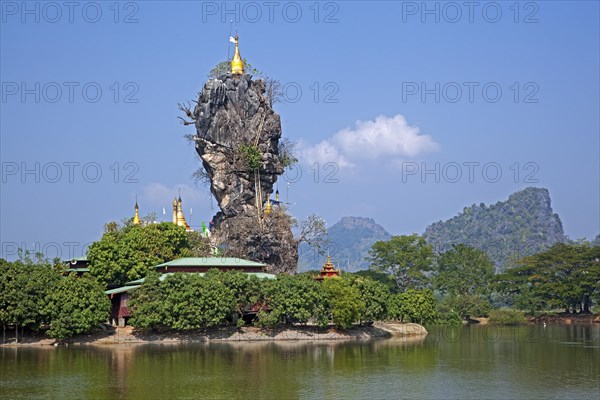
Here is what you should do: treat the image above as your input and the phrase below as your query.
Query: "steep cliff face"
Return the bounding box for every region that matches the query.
[194,74,284,223]
[192,73,296,273]
[423,187,567,271]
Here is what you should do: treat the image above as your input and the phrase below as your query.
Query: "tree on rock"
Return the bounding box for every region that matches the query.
[188,72,299,273]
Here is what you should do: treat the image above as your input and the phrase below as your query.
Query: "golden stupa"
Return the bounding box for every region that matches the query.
[230,34,244,75]
[173,195,192,231]
[132,200,141,225]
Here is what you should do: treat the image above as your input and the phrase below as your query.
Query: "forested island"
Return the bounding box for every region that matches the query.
[2,41,598,345]
[1,223,598,343]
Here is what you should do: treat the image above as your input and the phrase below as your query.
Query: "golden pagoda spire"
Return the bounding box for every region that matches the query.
[133,198,141,225]
[264,198,272,215]
[176,194,191,230]
[275,189,279,203]
[230,34,244,75]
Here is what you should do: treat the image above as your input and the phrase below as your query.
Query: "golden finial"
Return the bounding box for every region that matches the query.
[133,197,141,225]
[275,189,279,203]
[264,198,272,215]
[175,194,192,230]
[230,34,244,75]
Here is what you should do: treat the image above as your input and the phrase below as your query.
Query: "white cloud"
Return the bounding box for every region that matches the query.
[301,114,439,167]
[300,139,353,167]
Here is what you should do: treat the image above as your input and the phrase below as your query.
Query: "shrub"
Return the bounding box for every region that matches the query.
[322,277,364,329]
[488,309,527,325]
[388,289,437,325]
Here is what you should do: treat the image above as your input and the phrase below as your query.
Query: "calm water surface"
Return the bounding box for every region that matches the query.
[1,325,598,399]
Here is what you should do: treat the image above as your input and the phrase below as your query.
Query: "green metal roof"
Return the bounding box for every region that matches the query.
[105,285,140,295]
[126,273,174,285]
[153,257,266,269]
[125,271,276,286]
[65,268,90,273]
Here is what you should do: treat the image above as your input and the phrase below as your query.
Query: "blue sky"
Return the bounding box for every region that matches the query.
[1,1,599,260]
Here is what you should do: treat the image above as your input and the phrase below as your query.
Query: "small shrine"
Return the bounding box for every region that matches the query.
[315,255,341,280]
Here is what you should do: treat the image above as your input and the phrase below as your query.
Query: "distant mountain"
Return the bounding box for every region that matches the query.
[591,234,600,246]
[423,187,567,271]
[298,217,391,272]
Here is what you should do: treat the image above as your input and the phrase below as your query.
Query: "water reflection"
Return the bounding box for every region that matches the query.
[1,326,598,400]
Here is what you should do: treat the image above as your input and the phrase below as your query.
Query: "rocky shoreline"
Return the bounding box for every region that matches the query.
[1,322,428,346]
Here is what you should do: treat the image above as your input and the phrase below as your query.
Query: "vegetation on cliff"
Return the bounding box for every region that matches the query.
[184,72,300,274]
[424,187,567,271]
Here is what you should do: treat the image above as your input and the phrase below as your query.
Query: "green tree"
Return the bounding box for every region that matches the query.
[495,243,600,313]
[257,275,328,328]
[87,222,210,287]
[239,144,262,171]
[216,270,263,324]
[368,234,434,291]
[160,272,236,330]
[47,275,111,340]
[434,244,494,320]
[0,256,59,342]
[322,277,364,329]
[353,270,397,293]
[347,275,389,324]
[439,293,491,321]
[435,244,494,296]
[487,309,527,325]
[128,271,166,330]
[388,289,437,324]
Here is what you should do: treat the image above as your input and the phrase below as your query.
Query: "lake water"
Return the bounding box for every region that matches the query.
[1,325,598,399]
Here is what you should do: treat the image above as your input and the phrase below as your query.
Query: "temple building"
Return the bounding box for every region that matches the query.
[105,257,275,327]
[172,195,192,231]
[314,256,341,280]
[63,256,90,276]
[130,195,193,231]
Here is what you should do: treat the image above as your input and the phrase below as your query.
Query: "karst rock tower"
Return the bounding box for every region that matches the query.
[190,35,297,273]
